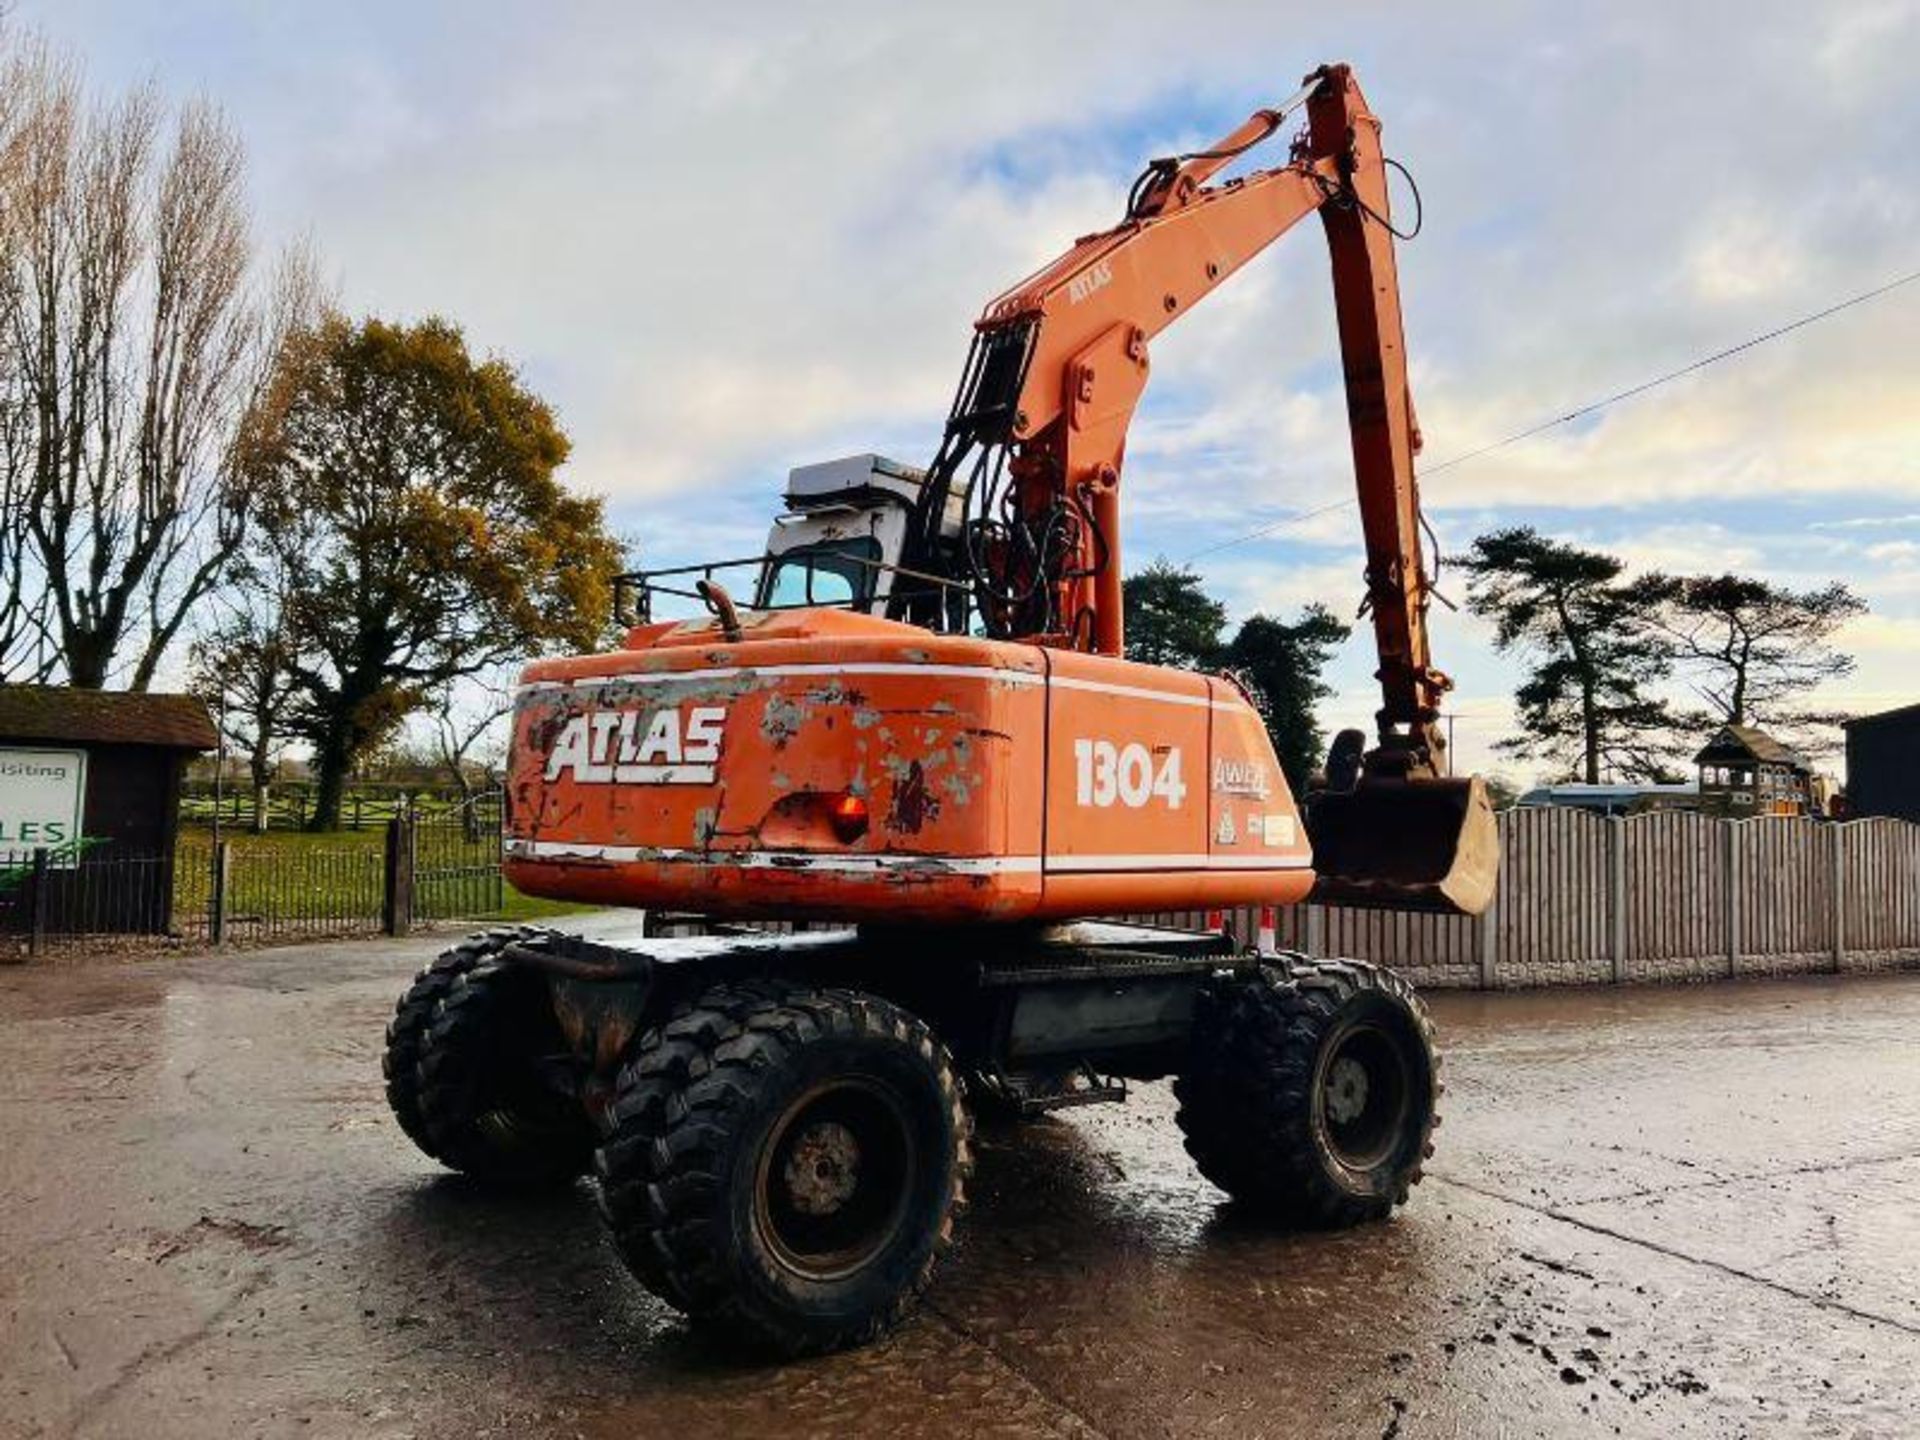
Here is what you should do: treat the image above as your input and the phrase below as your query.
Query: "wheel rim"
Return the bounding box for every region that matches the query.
[1315,1020,1415,1171]
[754,1077,917,1281]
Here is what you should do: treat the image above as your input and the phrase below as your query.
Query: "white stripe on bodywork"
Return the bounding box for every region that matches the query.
[1043,852,1310,872]
[518,662,1256,714]
[505,839,1043,874]
[1048,675,1252,714]
[505,840,1307,873]
[517,662,1046,695]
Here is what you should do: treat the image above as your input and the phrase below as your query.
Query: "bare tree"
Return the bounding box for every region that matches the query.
[0,33,314,689]
[428,670,515,841]
[1634,573,1865,755]
[0,27,56,679]
[189,551,299,832]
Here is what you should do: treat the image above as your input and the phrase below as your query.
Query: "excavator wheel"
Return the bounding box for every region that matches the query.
[385,930,596,1187]
[595,981,972,1356]
[1174,957,1438,1227]
[386,926,562,1159]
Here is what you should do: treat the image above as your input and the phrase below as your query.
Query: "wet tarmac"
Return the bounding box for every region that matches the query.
[2,923,1916,1439]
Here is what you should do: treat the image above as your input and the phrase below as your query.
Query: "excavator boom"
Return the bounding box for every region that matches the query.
[897,64,1495,912]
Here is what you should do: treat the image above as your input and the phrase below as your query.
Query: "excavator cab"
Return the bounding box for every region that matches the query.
[754,454,966,618]
[1302,729,1498,915]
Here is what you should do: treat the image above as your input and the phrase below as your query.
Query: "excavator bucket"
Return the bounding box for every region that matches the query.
[1305,773,1500,916]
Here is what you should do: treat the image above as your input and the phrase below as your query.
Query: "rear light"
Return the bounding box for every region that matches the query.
[828,791,869,843]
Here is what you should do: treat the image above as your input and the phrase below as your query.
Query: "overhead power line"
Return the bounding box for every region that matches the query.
[1179,265,1920,564]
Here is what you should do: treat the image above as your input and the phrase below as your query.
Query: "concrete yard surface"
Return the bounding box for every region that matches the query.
[1,924,1916,1438]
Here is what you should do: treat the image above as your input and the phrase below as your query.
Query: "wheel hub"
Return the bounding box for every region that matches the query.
[1317,1020,1416,1171]
[1325,1055,1370,1125]
[754,1077,918,1281]
[783,1119,862,1215]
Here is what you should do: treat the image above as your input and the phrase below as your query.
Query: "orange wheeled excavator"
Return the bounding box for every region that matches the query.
[384,64,1497,1356]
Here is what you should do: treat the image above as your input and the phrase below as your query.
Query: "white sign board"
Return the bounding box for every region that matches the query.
[0,747,88,860]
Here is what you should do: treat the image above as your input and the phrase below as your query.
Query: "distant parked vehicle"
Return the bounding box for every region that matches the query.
[1515,782,1700,818]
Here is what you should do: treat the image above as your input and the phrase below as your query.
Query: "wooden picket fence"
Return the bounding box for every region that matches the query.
[1140,810,1920,988]
[11,800,1917,986]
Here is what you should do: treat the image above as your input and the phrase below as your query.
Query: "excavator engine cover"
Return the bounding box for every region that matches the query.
[1304,771,1498,916]
[503,609,1319,925]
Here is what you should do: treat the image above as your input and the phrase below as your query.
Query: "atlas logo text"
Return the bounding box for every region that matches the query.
[544,706,726,784]
[1067,261,1113,305]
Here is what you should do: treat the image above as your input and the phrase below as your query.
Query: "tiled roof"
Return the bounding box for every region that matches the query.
[1693,723,1807,770]
[0,685,218,750]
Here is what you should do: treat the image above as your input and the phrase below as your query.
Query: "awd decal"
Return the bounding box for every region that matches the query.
[544,705,726,784]
[1211,757,1271,799]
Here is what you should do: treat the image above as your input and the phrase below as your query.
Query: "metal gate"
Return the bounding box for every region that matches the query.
[412,790,505,922]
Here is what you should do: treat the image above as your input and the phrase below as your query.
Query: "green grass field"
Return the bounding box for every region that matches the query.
[176,822,595,924]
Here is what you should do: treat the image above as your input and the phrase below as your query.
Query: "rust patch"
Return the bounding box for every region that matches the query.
[805,680,864,708]
[885,760,940,834]
[760,693,810,747]
[692,805,721,848]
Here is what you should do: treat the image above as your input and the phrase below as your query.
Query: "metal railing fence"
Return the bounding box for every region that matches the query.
[2,797,508,958]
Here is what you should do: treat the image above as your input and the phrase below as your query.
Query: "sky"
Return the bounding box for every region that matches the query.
[29,0,1920,782]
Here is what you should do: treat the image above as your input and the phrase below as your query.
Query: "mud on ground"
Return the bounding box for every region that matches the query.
[1,924,1915,1438]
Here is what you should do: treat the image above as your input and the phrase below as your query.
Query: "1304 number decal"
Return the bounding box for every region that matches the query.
[1073,739,1187,809]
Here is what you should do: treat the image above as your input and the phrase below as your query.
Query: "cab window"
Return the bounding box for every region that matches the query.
[757,537,882,609]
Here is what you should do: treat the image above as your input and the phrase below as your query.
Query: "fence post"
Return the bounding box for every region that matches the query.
[27,847,50,957]
[1478,900,1497,989]
[1608,817,1628,984]
[1725,821,1741,977]
[1304,904,1325,958]
[383,817,415,936]
[209,841,232,945]
[491,795,505,914]
[1830,822,1846,973]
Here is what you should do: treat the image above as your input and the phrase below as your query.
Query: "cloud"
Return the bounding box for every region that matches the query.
[1811,513,1920,531]
[26,0,1920,776]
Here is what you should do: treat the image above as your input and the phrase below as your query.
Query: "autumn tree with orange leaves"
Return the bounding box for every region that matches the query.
[229,314,623,829]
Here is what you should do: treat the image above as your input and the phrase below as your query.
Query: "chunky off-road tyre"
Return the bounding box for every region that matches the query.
[596,982,972,1356]
[383,927,594,1187]
[1175,957,1438,1226]
[384,927,533,1153]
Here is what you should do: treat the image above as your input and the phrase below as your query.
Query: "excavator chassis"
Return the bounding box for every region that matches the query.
[511,919,1246,1099]
[383,918,1443,1356]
